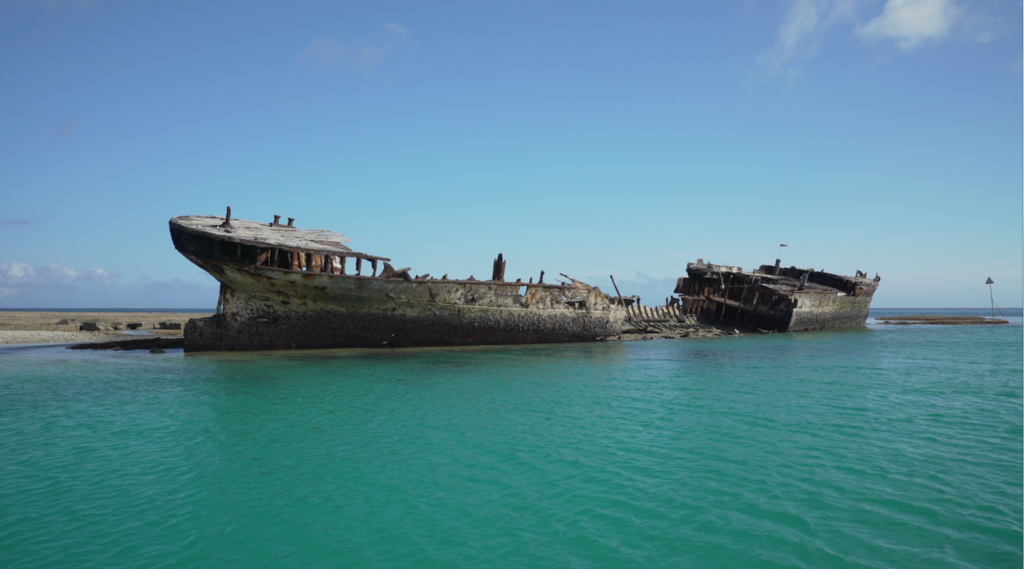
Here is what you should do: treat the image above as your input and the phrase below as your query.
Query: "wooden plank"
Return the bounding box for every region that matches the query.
[719,275,732,322]
[735,284,748,325]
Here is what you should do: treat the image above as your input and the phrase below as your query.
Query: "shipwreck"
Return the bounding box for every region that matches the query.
[673,260,880,332]
[169,208,880,351]
[170,209,637,351]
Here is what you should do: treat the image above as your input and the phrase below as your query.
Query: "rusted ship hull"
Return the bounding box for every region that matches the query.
[674,261,880,333]
[182,258,624,351]
[170,215,626,352]
[786,292,875,331]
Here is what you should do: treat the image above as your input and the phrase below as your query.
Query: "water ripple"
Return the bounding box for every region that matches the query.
[0,324,1020,568]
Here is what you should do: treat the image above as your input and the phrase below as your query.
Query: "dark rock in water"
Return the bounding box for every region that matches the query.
[69,337,184,351]
[127,323,143,330]
[149,347,166,354]
[79,321,118,331]
[156,321,182,330]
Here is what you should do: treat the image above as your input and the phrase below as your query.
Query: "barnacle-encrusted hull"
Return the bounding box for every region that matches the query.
[170,215,627,352]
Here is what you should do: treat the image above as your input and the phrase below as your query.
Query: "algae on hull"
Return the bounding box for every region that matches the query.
[169,212,631,351]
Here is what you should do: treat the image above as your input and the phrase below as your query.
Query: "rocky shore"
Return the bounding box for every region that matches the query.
[0,312,207,345]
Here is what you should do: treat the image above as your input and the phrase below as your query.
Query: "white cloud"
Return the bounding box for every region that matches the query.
[758,0,1000,77]
[859,0,962,49]
[0,262,217,308]
[300,23,411,73]
[0,262,113,292]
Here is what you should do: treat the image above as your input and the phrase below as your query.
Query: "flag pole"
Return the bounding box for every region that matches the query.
[986,277,995,323]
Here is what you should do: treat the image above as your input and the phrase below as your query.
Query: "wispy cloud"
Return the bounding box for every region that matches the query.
[577,272,682,304]
[300,23,411,73]
[384,23,409,37]
[55,117,83,137]
[8,0,96,11]
[2,219,40,226]
[758,0,1002,77]
[139,277,207,292]
[756,0,858,77]
[859,0,962,49]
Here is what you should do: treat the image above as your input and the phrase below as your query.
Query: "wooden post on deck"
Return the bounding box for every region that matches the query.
[492,253,506,282]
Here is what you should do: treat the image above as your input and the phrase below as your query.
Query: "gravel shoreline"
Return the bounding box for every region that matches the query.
[0,311,203,345]
[0,331,129,345]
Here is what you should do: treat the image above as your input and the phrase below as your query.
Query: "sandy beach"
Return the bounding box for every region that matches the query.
[0,312,209,345]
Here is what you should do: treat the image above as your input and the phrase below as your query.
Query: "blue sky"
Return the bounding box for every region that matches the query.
[0,0,1020,308]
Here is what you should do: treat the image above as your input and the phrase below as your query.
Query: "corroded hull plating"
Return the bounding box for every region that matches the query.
[178,253,627,352]
[788,289,876,332]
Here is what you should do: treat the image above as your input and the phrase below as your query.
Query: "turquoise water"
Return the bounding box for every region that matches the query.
[1,317,1021,568]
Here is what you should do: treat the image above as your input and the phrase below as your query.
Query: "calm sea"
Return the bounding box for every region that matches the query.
[1,310,1021,568]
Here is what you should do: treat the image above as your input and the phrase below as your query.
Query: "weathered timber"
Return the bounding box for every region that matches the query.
[674,260,879,332]
[492,253,506,282]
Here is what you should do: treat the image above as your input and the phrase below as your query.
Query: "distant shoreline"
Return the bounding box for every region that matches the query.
[0,308,215,313]
[0,311,206,345]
